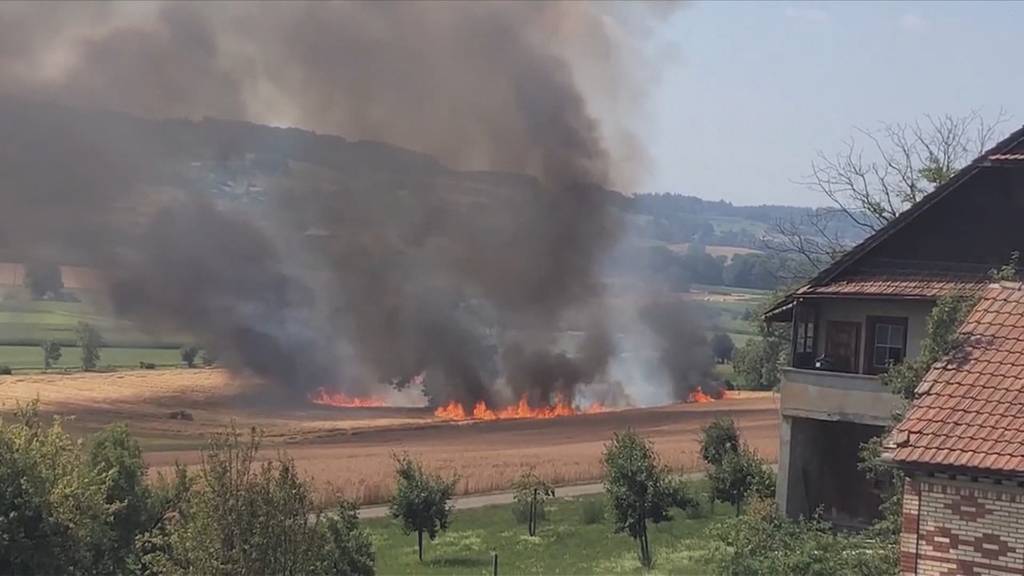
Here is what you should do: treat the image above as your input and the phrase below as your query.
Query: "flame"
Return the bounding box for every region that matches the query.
[434,394,607,421]
[310,387,386,408]
[687,386,715,403]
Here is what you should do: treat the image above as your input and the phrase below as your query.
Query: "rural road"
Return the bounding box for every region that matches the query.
[358,482,606,519]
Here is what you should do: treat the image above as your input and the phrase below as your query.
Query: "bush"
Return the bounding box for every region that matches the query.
[706,498,890,576]
[139,361,157,370]
[324,499,376,576]
[0,364,10,375]
[579,498,606,525]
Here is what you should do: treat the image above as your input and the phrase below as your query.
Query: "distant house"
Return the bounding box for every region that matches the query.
[764,125,1024,527]
[883,282,1024,575]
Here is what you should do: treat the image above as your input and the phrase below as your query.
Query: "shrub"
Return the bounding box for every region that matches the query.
[389,453,457,562]
[579,497,606,525]
[139,361,157,370]
[75,321,103,371]
[180,345,200,368]
[0,364,10,375]
[324,499,376,576]
[706,498,890,576]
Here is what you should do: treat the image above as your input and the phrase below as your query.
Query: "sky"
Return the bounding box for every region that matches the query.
[640,1,1024,206]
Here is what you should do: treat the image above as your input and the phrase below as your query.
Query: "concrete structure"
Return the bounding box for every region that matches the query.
[766,124,1024,526]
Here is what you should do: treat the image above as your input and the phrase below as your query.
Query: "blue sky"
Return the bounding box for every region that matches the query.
[640,1,1023,206]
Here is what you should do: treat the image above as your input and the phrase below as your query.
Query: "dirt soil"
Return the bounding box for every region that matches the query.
[0,369,780,504]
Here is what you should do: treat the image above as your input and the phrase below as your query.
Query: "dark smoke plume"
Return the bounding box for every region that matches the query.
[0,2,683,407]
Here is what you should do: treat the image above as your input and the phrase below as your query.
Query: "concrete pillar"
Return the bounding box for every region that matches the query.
[776,415,793,515]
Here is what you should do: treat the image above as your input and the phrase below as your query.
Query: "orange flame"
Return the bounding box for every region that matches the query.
[687,386,715,403]
[309,387,386,408]
[434,394,606,421]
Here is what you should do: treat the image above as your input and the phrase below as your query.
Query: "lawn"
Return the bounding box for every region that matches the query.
[365,491,730,575]
[0,345,182,371]
[0,297,184,347]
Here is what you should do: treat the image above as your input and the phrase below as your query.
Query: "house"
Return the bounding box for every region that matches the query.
[882,281,1024,575]
[764,125,1024,527]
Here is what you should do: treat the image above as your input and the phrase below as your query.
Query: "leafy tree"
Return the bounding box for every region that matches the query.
[23,261,63,300]
[40,340,62,371]
[603,429,694,568]
[706,497,890,576]
[710,333,735,364]
[732,321,787,390]
[87,424,154,573]
[180,345,200,368]
[75,321,103,370]
[513,468,554,537]
[388,453,457,562]
[699,417,740,467]
[707,444,775,516]
[323,499,377,576]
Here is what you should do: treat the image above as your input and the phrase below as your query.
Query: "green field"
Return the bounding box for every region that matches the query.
[365,492,729,575]
[0,297,183,347]
[0,345,182,371]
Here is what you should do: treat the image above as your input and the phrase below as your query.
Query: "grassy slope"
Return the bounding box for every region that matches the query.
[0,297,183,347]
[366,492,728,576]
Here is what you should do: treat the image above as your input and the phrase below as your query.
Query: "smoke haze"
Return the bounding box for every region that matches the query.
[0,1,703,408]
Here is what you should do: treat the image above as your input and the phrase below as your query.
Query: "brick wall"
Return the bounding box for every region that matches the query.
[900,474,1024,576]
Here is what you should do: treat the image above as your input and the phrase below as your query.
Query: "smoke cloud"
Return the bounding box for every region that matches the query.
[0,1,697,408]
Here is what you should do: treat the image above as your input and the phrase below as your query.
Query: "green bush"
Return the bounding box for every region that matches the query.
[0,364,10,375]
[389,453,457,563]
[579,497,606,525]
[707,444,775,516]
[706,498,890,576]
[75,321,103,371]
[180,345,200,368]
[699,417,740,467]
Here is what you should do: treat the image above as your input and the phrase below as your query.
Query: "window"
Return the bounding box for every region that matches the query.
[793,306,816,368]
[865,316,908,374]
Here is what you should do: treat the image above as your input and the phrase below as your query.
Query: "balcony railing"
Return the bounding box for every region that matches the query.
[779,367,901,426]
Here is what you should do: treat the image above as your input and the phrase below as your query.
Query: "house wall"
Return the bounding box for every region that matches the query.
[812,298,935,372]
[900,474,1024,576]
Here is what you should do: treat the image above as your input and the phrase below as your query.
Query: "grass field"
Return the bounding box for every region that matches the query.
[365,491,729,575]
[0,297,184,348]
[0,345,182,371]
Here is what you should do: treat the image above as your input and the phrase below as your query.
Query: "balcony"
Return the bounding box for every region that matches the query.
[779,367,902,427]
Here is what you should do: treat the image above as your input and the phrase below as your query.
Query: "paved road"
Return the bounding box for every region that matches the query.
[358,482,606,519]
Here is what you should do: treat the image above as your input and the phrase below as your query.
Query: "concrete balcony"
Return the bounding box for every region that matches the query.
[779,367,902,427]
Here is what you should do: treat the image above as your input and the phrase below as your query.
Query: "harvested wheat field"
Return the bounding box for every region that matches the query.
[0,369,779,504]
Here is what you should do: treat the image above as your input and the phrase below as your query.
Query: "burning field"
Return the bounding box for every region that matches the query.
[0,369,777,505]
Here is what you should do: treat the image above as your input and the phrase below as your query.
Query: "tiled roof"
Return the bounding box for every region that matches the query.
[887,283,1024,474]
[795,269,989,299]
[988,153,1024,161]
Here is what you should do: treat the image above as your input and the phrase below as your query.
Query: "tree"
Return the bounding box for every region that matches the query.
[40,340,62,370]
[75,321,103,371]
[699,417,740,468]
[323,499,377,576]
[180,345,200,368]
[87,424,154,573]
[767,111,1008,281]
[710,333,735,364]
[513,468,554,537]
[603,429,693,568]
[23,261,63,300]
[732,319,787,390]
[388,453,456,562]
[707,444,775,516]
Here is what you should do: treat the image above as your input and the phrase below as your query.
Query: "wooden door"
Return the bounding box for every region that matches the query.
[825,321,860,373]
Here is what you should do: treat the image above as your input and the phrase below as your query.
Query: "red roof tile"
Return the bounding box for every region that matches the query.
[795,268,988,299]
[887,283,1024,474]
